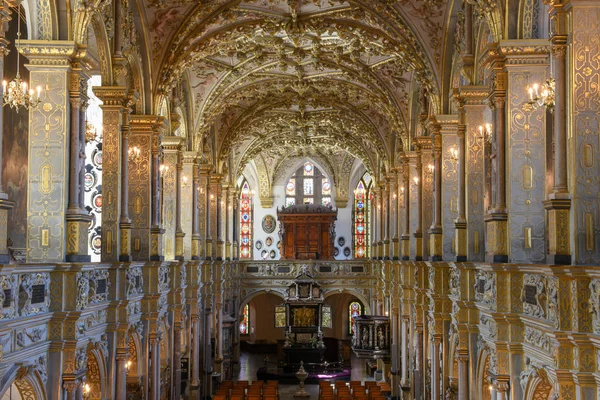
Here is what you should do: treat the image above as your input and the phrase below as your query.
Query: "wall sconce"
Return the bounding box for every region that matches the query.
[478,124,492,144]
[126,360,132,372]
[427,164,434,173]
[85,122,97,143]
[393,193,397,199]
[83,383,91,399]
[526,78,555,112]
[181,175,190,189]
[450,147,458,162]
[128,146,141,163]
[159,164,169,177]
[413,177,419,185]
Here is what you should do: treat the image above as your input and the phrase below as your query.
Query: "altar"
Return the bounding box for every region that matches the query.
[277,204,337,260]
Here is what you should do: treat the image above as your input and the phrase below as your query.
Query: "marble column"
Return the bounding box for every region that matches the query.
[63,380,78,400]
[392,171,400,260]
[173,323,182,400]
[456,351,469,400]
[494,380,509,400]
[192,160,200,260]
[232,190,240,260]
[429,122,443,261]
[149,336,161,400]
[400,317,409,386]
[414,146,423,261]
[119,96,134,262]
[22,41,79,262]
[543,3,571,264]
[205,172,213,260]
[413,327,424,399]
[454,93,468,261]
[150,118,165,261]
[390,306,399,396]
[224,185,231,260]
[215,181,224,261]
[115,351,128,400]
[382,182,390,259]
[401,159,411,260]
[175,144,185,261]
[485,48,509,263]
[66,64,92,262]
[0,3,13,264]
[430,337,441,400]
[190,315,201,388]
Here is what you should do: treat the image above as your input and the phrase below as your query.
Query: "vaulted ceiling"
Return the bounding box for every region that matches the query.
[132,0,459,184]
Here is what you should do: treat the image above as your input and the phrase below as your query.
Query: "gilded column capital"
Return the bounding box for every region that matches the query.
[18,40,78,66]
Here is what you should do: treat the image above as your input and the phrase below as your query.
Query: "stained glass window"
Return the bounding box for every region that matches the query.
[322,305,332,328]
[354,173,372,258]
[240,304,249,334]
[285,161,330,206]
[275,306,286,328]
[349,301,363,335]
[240,180,252,259]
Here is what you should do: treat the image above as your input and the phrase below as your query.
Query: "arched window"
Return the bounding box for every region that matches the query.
[354,172,372,258]
[240,304,249,334]
[240,180,252,259]
[285,162,332,207]
[349,301,363,335]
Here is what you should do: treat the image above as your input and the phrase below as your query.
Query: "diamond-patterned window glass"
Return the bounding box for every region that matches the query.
[322,305,332,329]
[240,180,252,259]
[240,304,249,334]
[349,301,363,335]
[354,173,372,258]
[275,306,286,328]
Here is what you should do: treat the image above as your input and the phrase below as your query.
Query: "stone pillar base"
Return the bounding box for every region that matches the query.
[205,239,213,261]
[400,235,410,260]
[119,222,132,262]
[175,232,185,261]
[216,240,224,261]
[392,237,399,260]
[454,220,467,262]
[429,230,443,261]
[150,227,165,261]
[192,234,201,260]
[544,198,572,265]
[225,241,231,260]
[484,213,508,263]
[65,212,92,262]
[383,240,390,260]
[413,232,423,261]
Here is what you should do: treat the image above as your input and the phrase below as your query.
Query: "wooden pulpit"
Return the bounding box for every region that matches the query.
[277,204,337,260]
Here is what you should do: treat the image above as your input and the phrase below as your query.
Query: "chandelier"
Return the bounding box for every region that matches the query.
[2,3,42,111]
[525,78,555,112]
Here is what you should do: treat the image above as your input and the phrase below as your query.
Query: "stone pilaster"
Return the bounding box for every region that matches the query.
[150,118,166,261]
[129,115,159,261]
[160,136,182,260]
[21,41,77,262]
[191,159,200,260]
[119,94,136,262]
[429,121,443,261]
[484,45,509,263]
[199,163,211,259]
[454,92,468,262]
[65,60,92,262]
[175,144,185,261]
[182,151,195,260]
[414,146,423,261]
[400,158,411,260]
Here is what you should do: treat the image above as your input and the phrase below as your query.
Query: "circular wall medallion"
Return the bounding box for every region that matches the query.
[90,234,102,255]
[255,240,263,250]
[92,192,103,212]
[270,250,276,259]
[334,247,340,257]
[92,149,103,170]
[338,236,345,247]
[261,250,268,260]
[265,236,273,247]
[343,247,351,257]
[84,171,97,192]
[262,214,276,233]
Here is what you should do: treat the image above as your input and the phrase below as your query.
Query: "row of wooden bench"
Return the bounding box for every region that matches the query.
[214,380,279,400]
[318,380,390,400]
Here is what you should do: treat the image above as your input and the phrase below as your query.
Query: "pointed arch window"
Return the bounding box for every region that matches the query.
[240,304,249,334]
[240,180,252,259]
[349,301,363,335]
[354,172,372,258]
[285,162,331,207]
